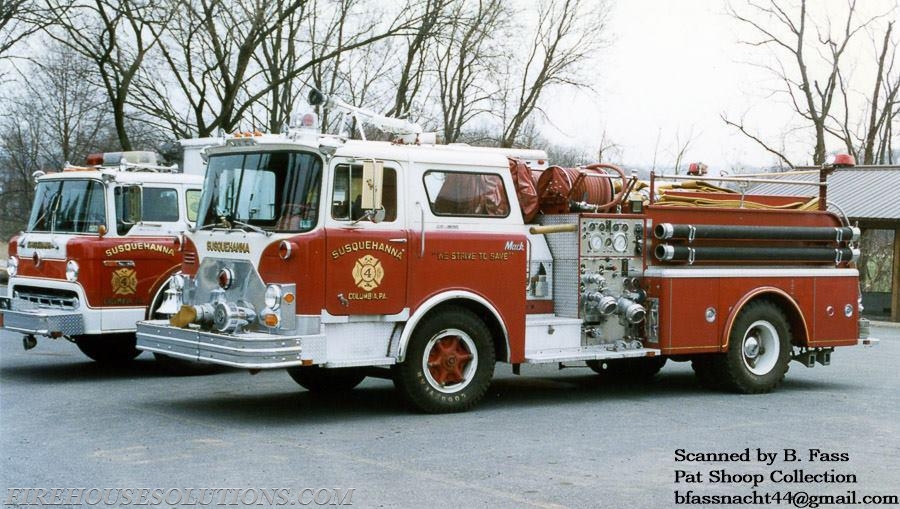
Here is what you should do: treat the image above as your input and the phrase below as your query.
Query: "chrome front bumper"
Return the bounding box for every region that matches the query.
[136,320,326,369]
[2,308,85,337]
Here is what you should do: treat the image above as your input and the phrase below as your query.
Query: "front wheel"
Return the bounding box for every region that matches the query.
[393,306,495,413]
[717,300,792,393]
[74,333,141,363]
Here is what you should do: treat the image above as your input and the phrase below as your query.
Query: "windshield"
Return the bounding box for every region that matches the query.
[197,151,323,232]
[27,179,106,233]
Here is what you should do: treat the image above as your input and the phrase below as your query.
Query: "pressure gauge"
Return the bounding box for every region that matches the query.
[612,233,628,253]
[589,234,604,251]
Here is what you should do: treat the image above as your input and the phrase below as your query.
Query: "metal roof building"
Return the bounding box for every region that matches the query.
[750,165,900,321]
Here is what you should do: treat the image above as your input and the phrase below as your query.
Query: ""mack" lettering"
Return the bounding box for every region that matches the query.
[504,241,525,251]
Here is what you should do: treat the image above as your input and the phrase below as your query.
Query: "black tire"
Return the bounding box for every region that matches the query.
[716,300,792,394]
[393,306,495,413]
[587,357,667,381]
[74,333,140,363]
[287,366,366,393]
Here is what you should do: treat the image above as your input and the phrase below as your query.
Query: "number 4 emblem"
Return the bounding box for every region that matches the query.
[352,255,384,291]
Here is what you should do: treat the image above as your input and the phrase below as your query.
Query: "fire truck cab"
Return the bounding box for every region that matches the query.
[135,92,874,413]
[2,149,209,363]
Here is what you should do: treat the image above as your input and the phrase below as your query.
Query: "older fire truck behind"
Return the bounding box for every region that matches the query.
[136,91,875,413]
[1,143,215,363]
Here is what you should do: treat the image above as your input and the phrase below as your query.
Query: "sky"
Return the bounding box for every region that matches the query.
[540,0,896,172]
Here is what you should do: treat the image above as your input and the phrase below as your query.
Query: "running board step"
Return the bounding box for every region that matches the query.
[324,357,396,368]
[524,346,662,364]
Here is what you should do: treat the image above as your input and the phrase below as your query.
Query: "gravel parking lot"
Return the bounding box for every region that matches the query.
[1,325,898,508]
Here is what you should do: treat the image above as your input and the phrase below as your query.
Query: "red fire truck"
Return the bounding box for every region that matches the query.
[136,91,875,412]
[2,146,211,363]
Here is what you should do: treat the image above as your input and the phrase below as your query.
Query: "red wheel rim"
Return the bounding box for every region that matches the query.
[426,334,474,387]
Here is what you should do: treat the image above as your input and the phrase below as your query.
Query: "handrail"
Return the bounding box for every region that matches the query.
[654,173,825,187]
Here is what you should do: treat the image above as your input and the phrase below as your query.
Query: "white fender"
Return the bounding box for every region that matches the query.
[396,290,510,362]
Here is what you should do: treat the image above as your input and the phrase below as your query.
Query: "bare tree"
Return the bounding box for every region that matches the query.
[0,0,53,62]
[497,0,610,148]
[595,129,621,163]
[387,0,450,119]
[134,0,422,138]
[672,128,696,174]
[132,0,310,138]
[721,112,795,167]
[433,0,508,143]
[831,20,899,164]
[42,0,166,150]
[725,0,890,165]
[0,47,119,237]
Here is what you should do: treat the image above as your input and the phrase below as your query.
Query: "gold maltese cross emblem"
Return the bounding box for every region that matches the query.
[111,268,138,295]
[352,255,384,291]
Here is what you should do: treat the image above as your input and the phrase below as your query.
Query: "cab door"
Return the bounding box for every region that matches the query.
[324,159,408,316]
[100,185,181,324]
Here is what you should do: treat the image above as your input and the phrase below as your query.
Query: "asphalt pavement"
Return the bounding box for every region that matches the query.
[1,325,898,508]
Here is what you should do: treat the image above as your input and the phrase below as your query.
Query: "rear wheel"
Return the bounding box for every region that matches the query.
[393,306,495,413]
[716,300,792,393]
[287,366,366,393]
[74,333,140,363]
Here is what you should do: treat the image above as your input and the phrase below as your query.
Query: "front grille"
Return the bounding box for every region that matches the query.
[12,285,80,310]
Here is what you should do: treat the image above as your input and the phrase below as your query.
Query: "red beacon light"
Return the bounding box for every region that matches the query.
[832,154,855,168]
[687,162,708,176]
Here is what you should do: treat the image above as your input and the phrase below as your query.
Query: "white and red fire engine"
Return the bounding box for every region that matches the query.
[1,146,212,363]
[135,91,875,412]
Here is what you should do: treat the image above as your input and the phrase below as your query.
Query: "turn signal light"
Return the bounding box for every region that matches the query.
[263,313,279,327]
[283,293,295,304]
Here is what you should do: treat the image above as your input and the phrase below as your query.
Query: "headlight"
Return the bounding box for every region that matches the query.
[66,260,79,282]
[264,284,282,310]
[6,256,18,277]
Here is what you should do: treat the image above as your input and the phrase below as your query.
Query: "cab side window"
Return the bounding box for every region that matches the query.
[424,171,510,217]
[142,188,179,222]
[331,164,397,222]
[185,189,201,223]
